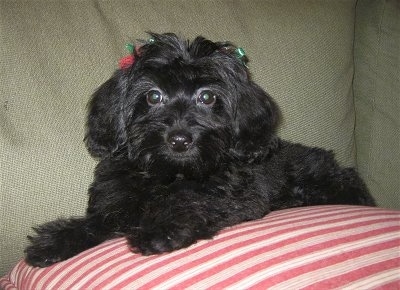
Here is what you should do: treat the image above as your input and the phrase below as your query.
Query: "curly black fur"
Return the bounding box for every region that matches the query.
[25,33,375,267]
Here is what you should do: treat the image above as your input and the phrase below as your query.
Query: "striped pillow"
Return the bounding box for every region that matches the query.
[1,205,399,289]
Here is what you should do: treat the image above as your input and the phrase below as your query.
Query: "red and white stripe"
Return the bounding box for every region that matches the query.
[1,205,399,290]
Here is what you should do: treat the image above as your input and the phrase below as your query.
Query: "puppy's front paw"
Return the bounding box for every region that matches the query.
[128,227,197,256]
[25,234,65,267]
[25,218,90,267]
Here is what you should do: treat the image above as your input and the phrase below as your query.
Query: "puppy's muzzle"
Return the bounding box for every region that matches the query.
[167,130,193,152]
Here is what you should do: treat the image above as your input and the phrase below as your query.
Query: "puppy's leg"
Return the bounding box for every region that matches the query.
[126,204,213,255]
[320,167,375,206]
[128,224,205,256]
[126,186,268,255]
[25,216,111,267]
[125,188,217,255]
[288,148,375,207]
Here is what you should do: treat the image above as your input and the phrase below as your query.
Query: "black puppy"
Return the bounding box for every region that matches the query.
[25,33,375,267]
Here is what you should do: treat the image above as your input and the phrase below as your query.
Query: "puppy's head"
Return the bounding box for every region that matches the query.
[85,33,279,175]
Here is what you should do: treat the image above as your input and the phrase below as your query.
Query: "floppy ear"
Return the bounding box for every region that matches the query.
[233,82,280,160]
[85,71,128,159]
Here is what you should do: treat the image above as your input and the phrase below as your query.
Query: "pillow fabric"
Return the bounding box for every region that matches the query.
[1,205,399,290]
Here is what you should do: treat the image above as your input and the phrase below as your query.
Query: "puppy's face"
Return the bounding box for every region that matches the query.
[126,68,232,172]
[86,33,279,176]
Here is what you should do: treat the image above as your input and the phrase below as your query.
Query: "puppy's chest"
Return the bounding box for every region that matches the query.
[135,165,270,199]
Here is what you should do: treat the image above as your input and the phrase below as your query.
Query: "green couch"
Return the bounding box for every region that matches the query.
[1,0,399,278]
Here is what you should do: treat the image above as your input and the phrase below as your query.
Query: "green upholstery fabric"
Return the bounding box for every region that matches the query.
[354,0,400,210]
[0,0,398,276]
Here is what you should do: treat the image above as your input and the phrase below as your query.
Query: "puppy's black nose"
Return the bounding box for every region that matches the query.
[167,131,193,152]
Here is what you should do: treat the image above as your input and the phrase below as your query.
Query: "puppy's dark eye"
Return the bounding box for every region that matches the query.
[146,90,163,106]
[197,90,216,106]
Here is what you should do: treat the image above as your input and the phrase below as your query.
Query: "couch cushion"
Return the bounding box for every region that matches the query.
[1,206,399,289]
[354,0,400,209]
[0,0,359,276]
